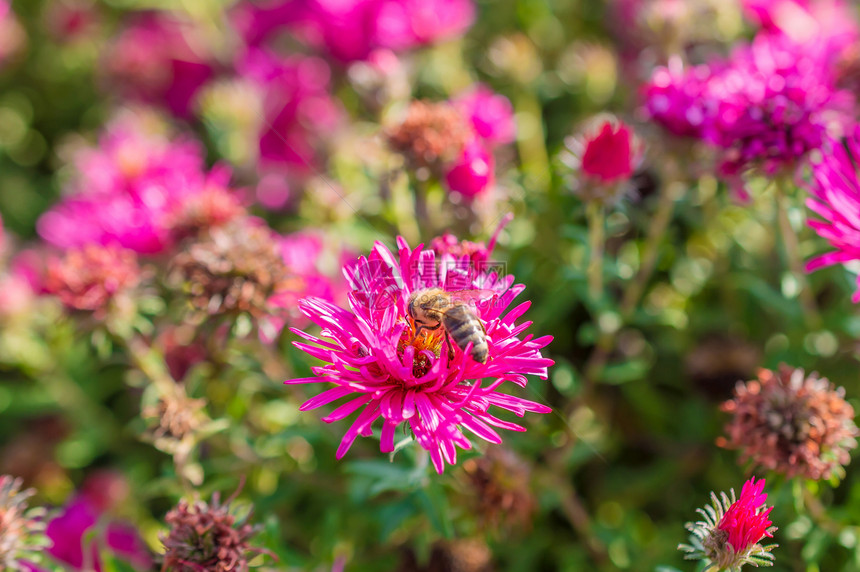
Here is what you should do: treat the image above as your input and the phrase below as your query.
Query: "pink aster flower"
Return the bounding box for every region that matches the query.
[805,126,860,299]
[238,47,342,172]
[444,141,495,199]
[679,477,777,570]
[37,113,240,254]
[453,84,516,147]
[103,12,214,118]
[286,236,553,473]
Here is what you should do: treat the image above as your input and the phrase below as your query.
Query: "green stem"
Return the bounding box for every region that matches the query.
[774,179,821,328]
[583,178,679,387]
[586,201,606,302]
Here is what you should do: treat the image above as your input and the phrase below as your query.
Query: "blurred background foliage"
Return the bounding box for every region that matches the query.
[1,0,860,571]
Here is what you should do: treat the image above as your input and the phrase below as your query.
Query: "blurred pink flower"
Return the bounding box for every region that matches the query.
[453,84,516,147]
[44,0,101,43]
[444,141,495,199]
[742,0,858,54]
[37,115,241,254]
[104,12,214,117]
[234,0,475,62]
[580,120,638,184]
[43,244,140,314]
[239,48,342,172]
[805,127,860,299]
[643,58,714,139]
[286,237,552,473]
[262,231,347,341]
[0,0,25,67]
[35,497,151,572]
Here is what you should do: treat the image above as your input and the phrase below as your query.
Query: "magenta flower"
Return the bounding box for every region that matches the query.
[805,127,860,299]
[286,237,553,473]
[103,12,214,118]
[680,477,777,570]
[238,47,342,172]
[444,141,495,199]
[643,58,715,139]
[36,497,152,572]
[37,113,240,254]
[453,84,516,147]
[234,0,474,62]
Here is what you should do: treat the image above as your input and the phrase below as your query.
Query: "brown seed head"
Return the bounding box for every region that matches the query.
[169,219,288,318]
[387,100,471,171]
[719,364,859,480]
[461,447,536,531]
[160,487,262,572]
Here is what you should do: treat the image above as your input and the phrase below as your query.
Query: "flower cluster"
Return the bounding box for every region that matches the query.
[719,365,859,480]
[286,236,553,473]
[644,30,853,185]
[388,86,516,198]
[680,477,777,571]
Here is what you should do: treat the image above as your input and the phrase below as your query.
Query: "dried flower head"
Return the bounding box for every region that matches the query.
[169,219,288,319]
[0,475,48,569]
[166,185,247,243]
[143,390,207,445]
[461,447,536,531]
[719,365,859,480]
[387,100,472,171]
[161,485,266,572]
[43,244,141,314]
[680,477,777,571]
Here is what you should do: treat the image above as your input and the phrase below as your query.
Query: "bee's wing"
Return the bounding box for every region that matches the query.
[448,288,497,307]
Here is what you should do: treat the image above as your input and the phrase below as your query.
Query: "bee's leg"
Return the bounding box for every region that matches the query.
[412,322,442,340]
[444,334,455,360]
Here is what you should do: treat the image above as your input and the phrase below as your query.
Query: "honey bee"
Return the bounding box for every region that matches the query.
[407,287,494,364]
